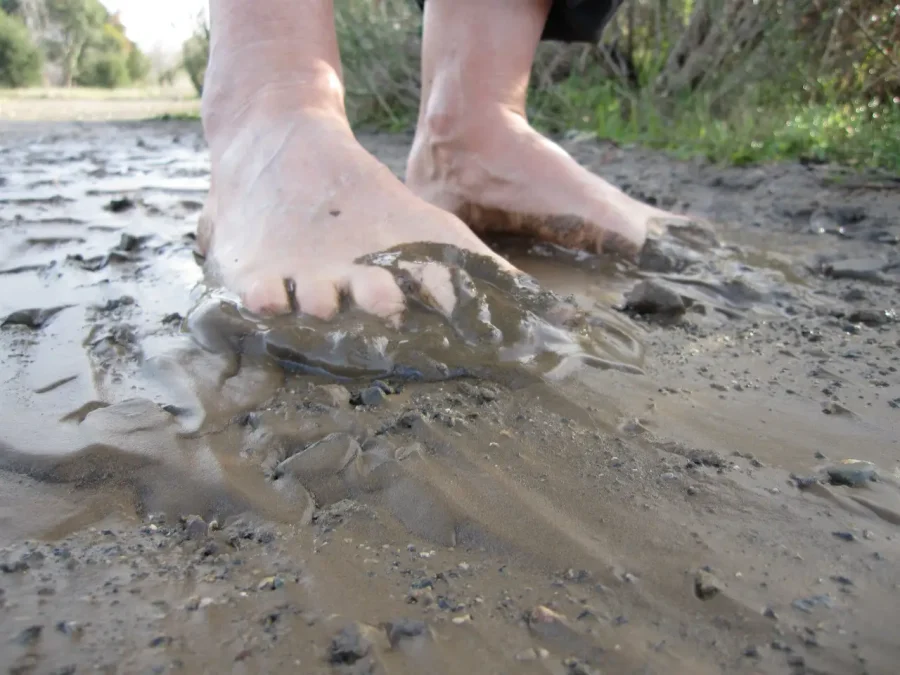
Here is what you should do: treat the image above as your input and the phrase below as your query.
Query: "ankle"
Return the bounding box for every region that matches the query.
[202,57,347,149]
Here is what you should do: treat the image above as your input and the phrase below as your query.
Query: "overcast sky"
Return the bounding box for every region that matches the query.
[101,0,208,53]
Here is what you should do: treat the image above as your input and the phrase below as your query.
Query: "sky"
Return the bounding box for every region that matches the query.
[100,0,208,54]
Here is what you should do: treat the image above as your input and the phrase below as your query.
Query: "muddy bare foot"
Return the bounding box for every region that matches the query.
[406,105,680,256]
[197,1,515,320]
[199,111,517,319]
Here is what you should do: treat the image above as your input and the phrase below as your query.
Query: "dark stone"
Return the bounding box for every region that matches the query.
[116,233,145,251]
[694,568,723,600]
[832,530,856,542]
[623,280,686,316]
[383,618,428,648]
[826,460,877,487]
[371,380,394,394]
[17,625,42,646]
[359,386,387,407]
[184,515,208,540]
[637,237,700,273]
[1,559,29,573]
[479,387,497,402]
[791,474,818,490]
[848,309,896,326]
[328,624,372,664]
[106,196,136,213]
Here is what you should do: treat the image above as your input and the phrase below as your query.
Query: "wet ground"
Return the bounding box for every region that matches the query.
[1,120,898,675]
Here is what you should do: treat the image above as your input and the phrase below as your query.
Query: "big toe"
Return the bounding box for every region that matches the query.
[398,261,458,316]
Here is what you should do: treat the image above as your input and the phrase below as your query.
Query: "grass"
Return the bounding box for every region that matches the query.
[527,80,900,172]
[142,81,899,174]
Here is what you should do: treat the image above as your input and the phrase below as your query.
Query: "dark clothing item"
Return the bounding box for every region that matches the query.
[415,0,623,44]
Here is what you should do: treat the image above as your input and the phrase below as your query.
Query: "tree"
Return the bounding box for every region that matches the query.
[0,9,43,87]
[126,45,150,83]
[44,0,106,87]
[75,50,128,88]
[182,14,209,96]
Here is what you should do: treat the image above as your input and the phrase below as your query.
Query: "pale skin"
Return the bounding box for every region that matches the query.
[198,0,677,320]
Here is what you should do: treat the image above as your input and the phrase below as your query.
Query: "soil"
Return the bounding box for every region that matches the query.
[1,119,898,675]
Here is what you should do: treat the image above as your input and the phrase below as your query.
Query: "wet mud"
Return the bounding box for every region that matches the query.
[1,121,899,675]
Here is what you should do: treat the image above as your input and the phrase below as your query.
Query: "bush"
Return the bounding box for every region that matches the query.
[126,46,150,83]
[182,29,208,96]
[75,51,130,88]
[0,10,43,87]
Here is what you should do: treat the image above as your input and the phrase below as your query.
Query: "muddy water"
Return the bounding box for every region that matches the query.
[1,121,899,675]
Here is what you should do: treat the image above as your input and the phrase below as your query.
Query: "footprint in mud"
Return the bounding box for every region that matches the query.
[186,242,645,383]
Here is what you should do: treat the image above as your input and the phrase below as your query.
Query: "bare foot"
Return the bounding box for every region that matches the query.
[198,108,514,320]
[406,105,678,256]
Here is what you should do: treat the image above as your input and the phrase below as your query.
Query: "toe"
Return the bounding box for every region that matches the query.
[347,266,406,324]
[292,279,340,321]
[398,261,457,316]
[241,277,293,316]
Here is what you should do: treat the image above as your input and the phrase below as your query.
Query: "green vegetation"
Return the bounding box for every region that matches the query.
[181,22,208,97]
[1,0,152,89]
[0,10,42,87]
[314,0,899,172]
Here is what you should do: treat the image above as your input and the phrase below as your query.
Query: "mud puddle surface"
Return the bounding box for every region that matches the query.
[1,121,899,675]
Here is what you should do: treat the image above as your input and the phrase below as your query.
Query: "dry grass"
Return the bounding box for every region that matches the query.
[0,83,196,101]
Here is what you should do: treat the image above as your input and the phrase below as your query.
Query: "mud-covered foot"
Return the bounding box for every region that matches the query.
[406,105,681,256]
[198,108,516,320]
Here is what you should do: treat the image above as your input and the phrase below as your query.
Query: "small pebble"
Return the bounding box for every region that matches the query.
[743,645,761,658]
[359,386,387,407]
[257,575,285,591]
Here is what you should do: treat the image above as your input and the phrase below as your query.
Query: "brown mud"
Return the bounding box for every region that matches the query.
[1,120,899,675]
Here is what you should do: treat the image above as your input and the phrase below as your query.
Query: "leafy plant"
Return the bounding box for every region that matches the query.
[0,9,42,87]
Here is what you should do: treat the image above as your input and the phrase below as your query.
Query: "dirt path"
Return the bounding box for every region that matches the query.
[0,120,898,675]
[0,97,199,122]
